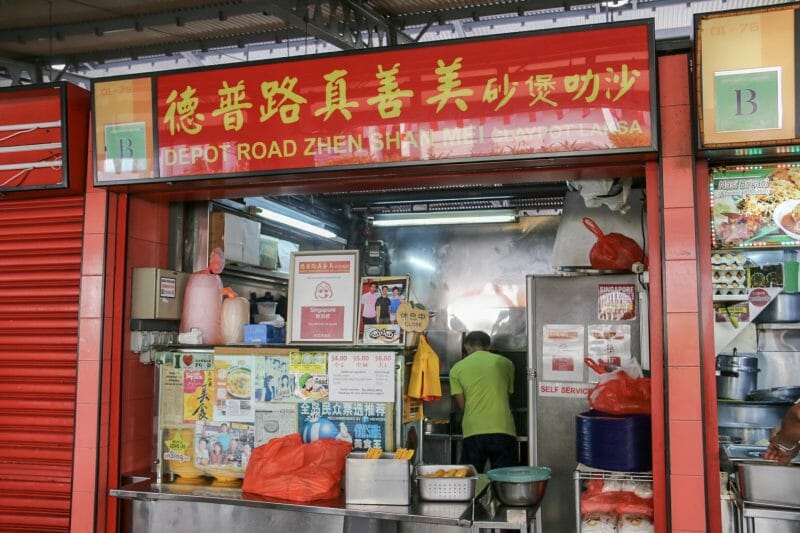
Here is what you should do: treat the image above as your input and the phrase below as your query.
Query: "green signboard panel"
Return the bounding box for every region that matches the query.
[714,68,781,133]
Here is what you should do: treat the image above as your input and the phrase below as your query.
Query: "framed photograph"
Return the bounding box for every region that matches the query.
[287,250,359,344]
[357,275,410,345]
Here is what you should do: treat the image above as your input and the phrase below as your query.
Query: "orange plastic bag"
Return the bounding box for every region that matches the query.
[242,433,352,502]
[586,359,651,415]
[583,217,648,271]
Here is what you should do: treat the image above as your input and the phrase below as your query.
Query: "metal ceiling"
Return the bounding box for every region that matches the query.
[0,0,793,86]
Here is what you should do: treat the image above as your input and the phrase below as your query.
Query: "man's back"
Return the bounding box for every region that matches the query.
[450,350,515,438]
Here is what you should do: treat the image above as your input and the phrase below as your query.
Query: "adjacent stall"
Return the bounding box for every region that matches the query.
[696,4,800,532]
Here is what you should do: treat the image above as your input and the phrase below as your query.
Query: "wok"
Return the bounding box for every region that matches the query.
[747,386,800,403]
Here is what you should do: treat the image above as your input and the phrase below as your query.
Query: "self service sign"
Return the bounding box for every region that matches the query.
[92,22,655,185]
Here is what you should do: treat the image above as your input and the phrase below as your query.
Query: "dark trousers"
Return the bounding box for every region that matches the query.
[460,433,519,473]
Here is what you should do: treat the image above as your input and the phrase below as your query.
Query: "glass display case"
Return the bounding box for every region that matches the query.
[151,346,412,485]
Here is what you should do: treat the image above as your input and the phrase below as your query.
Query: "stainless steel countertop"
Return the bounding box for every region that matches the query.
[111,478,539,528]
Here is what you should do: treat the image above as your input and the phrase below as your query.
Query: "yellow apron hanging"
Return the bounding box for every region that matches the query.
[407,334,442,401]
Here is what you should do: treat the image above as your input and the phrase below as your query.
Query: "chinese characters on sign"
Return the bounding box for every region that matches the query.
[288,251,358,344]
[95,24,653,182]
[298,400,389,451]
[328,352,396,403]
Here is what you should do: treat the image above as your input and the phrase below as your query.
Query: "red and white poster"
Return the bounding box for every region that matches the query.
[542,324,585,382]
[288,251,358,343]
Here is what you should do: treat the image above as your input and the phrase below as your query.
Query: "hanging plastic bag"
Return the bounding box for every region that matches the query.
[407,334,442,401]
[583,217,647,271]
[585,358,651,415]
[242,433,351,502]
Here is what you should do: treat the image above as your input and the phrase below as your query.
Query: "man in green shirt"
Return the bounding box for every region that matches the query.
[450,331,518,473]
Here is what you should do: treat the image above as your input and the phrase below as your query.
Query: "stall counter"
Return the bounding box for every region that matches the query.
[111,477,538,533]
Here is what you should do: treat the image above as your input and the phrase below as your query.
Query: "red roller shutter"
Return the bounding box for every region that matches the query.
[0,197,84,532]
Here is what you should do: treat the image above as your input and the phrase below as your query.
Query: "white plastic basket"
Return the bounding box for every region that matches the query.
[415,464,478,501]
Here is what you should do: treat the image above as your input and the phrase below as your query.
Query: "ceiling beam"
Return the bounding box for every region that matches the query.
[387,0,632,29]
[0,3,278,44]
[260,0,411,50]
[0,57,40,85]
[50,28,306,65]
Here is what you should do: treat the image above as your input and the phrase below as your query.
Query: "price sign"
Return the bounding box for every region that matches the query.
[328,352,396,403]
[396,302,430,332]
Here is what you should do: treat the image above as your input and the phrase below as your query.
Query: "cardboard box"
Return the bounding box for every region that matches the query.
[210,212,261,266]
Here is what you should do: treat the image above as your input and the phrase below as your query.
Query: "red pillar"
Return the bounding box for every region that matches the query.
[658,52,720,532]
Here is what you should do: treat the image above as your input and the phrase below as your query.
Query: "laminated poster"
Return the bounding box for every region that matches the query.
[213,355,255,423]
[289,351,329,401]
[289,251,358,343]
[183,370,214,423]
[254,355,295,402]
[160,367,184,427]
[298,400,390,451]
[542,324,585,382]
[598,284,637,321]
[171,351,213,370]
[328,352,395,403]
[194,421,255,472]
[254,404,299,447]
[587,324,632,377]
[163,427,195,467]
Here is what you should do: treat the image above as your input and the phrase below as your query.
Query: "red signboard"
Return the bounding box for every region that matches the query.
[94,22,654,184]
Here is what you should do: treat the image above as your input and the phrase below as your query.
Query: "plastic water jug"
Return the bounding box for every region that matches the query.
[221,287,249,344]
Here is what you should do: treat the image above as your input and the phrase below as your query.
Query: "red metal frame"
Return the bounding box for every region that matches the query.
[104,192,128,533]
[645,160,668,533]
[696,158,722,532]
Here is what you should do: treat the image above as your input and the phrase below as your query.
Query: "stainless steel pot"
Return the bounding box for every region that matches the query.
[716,351,759,400]
[754,293,800,323]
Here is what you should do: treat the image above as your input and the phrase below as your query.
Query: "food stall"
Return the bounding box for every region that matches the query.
[695,5,800,532]
[89,18,665,533]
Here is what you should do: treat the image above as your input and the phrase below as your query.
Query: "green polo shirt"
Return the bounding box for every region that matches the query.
[449,350,515,438]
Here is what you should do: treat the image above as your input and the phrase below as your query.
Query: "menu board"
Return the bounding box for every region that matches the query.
[328,352,396,403]
[711,164,800,248]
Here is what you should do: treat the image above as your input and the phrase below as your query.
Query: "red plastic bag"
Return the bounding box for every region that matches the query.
[242,433,352,502]
[581,479,654,519]
[583,217,647,271]
[586,359,651,415]
[581,492,654,518]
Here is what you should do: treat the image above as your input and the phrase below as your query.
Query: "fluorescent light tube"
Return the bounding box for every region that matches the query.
[372,209,517,227]
[256,207,338,239]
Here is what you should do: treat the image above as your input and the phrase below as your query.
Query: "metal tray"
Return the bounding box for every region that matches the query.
[737,461,800,509]
[415,465,478,502]
[724,444,800,465]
